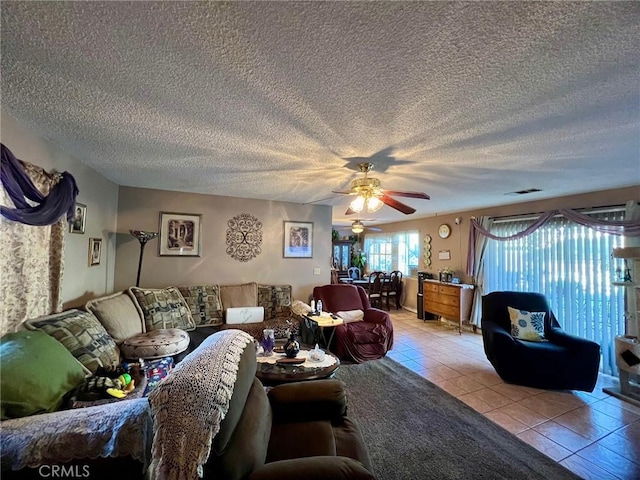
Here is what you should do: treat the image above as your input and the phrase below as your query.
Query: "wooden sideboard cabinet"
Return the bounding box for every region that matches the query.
[423,280,475,333]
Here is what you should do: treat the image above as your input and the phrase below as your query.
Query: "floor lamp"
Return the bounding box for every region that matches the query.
[130,230,158,287]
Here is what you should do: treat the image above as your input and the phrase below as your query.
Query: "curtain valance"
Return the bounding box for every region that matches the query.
[1,143,78,226]
[466,206,640,276]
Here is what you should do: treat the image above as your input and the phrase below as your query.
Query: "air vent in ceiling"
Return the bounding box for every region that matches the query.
[504,188,542,196]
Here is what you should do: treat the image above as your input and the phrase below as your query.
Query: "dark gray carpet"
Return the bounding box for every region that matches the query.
[334,357,580,480]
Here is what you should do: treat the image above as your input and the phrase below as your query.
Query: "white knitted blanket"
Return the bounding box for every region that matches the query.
[148,329,254,480]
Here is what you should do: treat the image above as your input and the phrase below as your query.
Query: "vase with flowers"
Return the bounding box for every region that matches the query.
[439,267,454,283]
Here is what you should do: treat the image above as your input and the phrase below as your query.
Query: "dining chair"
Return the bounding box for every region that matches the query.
[347,266,361,280]
[367,271,385,308]
[381,270,402,310]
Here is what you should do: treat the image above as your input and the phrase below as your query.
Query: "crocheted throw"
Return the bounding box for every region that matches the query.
[148,329,254,480]
[1,398,152,471]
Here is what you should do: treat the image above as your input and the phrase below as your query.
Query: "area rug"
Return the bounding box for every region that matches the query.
[334,357,579,480]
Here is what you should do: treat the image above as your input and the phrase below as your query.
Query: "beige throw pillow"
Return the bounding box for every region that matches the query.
[336,309,365,323]
[220,282,258,309]
[85,291,145,342]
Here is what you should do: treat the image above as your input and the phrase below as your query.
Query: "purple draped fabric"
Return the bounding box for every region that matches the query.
[1,144,78,226]
[466,208,640,275]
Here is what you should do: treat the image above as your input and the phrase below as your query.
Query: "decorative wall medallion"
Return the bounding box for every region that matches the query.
[226,213,263,262]
[423,234,432,267]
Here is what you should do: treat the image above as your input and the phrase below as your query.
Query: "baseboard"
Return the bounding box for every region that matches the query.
[602,386,640,408]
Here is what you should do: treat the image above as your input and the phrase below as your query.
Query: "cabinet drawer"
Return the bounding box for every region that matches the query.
[439,295,460,307]
[424,282,439,293]
[424,291,441,302]
[438,285,460,296]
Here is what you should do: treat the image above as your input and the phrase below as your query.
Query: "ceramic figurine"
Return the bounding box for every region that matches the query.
[284,332,300,358]
[261,328,275,356]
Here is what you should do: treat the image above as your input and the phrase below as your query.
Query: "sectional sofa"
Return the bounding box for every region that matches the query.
[0,282,320,478]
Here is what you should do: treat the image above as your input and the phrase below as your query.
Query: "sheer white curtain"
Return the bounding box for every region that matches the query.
[483,209,626,375]
[468,216,493,327]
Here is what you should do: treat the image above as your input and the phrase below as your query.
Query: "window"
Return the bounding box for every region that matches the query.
[364,231,419,276]
[483,209,626,375]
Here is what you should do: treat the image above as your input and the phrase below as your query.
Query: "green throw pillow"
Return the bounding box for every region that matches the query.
[1,330,87,419]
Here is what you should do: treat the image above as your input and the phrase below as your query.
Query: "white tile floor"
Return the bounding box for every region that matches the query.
[387,309,640,479]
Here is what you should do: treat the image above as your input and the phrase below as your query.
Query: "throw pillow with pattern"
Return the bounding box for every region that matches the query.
[129,286,196,332]
[258,284,292,321]
[177,285,224,327]
[24,309,120,373]
[508,306,546,342]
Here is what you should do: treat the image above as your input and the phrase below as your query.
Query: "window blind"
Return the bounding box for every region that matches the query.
[484,210,626,375]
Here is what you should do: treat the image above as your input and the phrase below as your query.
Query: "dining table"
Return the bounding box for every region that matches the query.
[339,276,390,290]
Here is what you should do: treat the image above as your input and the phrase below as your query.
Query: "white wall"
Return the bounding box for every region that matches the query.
[1,110,119,308]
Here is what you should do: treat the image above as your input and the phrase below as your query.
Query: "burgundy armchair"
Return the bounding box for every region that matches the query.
[312,284,394,363]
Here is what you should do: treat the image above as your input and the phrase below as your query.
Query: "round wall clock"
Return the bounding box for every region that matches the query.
[438,224,451,239]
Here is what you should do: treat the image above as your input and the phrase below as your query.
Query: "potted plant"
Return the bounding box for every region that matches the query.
[352,251,366,272]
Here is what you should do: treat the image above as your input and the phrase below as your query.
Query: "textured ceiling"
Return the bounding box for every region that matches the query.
[1,1,639,226]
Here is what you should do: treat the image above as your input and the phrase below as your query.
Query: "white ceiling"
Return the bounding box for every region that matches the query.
[1,2,639,227]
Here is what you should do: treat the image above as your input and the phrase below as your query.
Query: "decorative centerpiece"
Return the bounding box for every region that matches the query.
[439,267,453,283]
[309,343,326,362]
[260,328,275,356]
[283,332,300,358]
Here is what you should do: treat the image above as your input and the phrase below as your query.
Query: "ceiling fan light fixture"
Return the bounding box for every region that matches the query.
[351,221,364,234]
[350,195,365,213]
[337,162,430,216]
[366,196,383,213]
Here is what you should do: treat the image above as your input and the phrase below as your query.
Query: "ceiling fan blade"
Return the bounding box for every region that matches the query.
[366,226,382,232]
[305,194,344,204]
[381,190,430,200]
[345,207,356,215]
[332,190,356,195]
[380,194,416,215]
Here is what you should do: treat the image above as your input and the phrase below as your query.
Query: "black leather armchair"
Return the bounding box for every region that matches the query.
[481,291,600,392]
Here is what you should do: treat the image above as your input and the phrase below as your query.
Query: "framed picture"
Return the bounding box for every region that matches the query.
[283,221,313,258]
[89,238,102,266]
[159,212,202,257]
[70,202,86,234]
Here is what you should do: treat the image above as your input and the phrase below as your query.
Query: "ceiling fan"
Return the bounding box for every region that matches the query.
[332,162,430,215]
[350,220,382,234]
